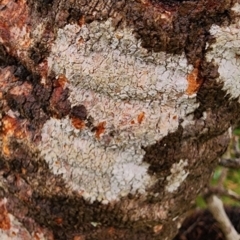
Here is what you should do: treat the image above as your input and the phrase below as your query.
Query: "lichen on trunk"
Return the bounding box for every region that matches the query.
[0,0,240,239]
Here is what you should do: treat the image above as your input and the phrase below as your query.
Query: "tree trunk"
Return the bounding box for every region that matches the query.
[0,0,240,239]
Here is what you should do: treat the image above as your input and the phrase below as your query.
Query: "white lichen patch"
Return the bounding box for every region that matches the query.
[40,18,200,203]
[48,19,191,101]
[40,117,155,203]
[206,3,240,102]
[165,159,189,193]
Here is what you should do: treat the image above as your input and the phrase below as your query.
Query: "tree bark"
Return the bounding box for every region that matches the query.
[0,0,240,239]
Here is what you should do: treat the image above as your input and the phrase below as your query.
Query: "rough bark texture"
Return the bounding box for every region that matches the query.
[0,0,240,239]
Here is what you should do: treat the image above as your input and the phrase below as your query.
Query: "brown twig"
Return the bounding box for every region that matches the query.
[219,158,240,169]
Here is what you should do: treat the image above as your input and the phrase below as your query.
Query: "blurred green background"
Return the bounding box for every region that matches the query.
[196,126,240,207]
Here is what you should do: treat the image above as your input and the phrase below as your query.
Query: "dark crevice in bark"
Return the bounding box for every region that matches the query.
[29,42,50,65]
[0,43,17,67]
[28,0,54,17]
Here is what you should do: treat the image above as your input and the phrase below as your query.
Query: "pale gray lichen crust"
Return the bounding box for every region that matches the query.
[165,159,189,193]
[40,19,204,203]
[206,3,240,102]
